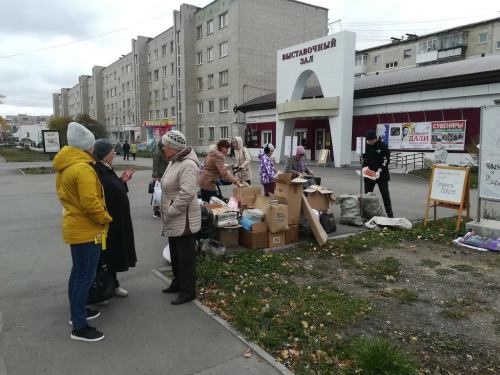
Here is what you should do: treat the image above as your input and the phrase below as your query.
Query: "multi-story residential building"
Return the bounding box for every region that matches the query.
[354,17,500,78]
[53,0,328,147]
[5,114,53,143]
[5,114,53,128]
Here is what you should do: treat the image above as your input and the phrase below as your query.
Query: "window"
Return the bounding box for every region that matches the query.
[122,83,125,92]
[154,70,159,80]
[219,98,228,112]
[294,130,307,148]
[219,12,228,29]
[148,73,152,83]
[262,131,272,146]
[171,85,175,97]
[111,103,114,110]
[197,52,203,65]
[478,33,488,44]
[219,70,228,86]
[171,63,174,75]
[385,61,398,69]
[126,82,130,91]
[154,49,159,60]
[171,107,176,118]
[196,26,202,39]
[163,66,167,77]
[127,64,131,73]
[197,77,203,90]
[208,100,214,113]
[163,87,168,98]
[219,42,228,57]
[114,71,116,80]
[134,54,138,64]
[106,90,109,98]
[207,47,214,62]
[439,32,467,49]
[198,127,204,139]
[163,109,168,119]
[123,116,125,123]
[220,126,229,139]
[155,110,160,119]
[207,74,214,88]
[404,49,411,59]
[162,44,167,56]
[155,90,159,100]
[123,100,126,108]
[418,39,438,53]
[198,102,204,114]
[149,111,153,120]
[207,20,213,34]
[170,41,174,53]
[149,92,152,101]
[355,55,367,66]
[127,98,131,107]
[497,41,500,49]
[374,55,380,64]
[148,53,151,63]
[208,126,215,139]
[106,76,109,84]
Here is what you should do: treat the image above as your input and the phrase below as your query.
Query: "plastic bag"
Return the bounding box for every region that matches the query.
[216,211,239,228]
[299,212,313,236]
[364,217,412,230]
[163,244,171,263]
[196,206,217,241]
[227,197,239,210]
[200,239,226,258]
[152,181,162,206]
[320,210,337,233]
[209,196,227,207]
[240,217,261,231]
[362,192,385,220]
[336,194,364,226]
[242,209,264,221]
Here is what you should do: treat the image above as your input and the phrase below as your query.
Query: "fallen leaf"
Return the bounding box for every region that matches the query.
[245,327,251,332]
[244,348,252,358]
[411,337,418,343]
[258,359,263,362]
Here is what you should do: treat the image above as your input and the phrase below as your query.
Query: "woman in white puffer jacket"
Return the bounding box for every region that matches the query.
[230,136,252,185]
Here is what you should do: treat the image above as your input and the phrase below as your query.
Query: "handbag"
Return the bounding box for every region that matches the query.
[86,261,115,305]
[148,180,155,194]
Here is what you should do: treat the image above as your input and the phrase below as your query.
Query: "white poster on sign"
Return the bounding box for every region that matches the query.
[479,106,500,202]
[388,124,402,149]
[284,136,292,156]
[42,130,61,153]
[356,137,366,155]
[430,167,467,204]
[292,136,298,156]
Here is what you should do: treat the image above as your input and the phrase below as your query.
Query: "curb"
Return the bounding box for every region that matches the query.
[151,268,294,375]
[17,169,25,175]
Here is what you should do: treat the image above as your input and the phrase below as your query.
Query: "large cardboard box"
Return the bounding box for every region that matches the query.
[239,222,267,249]
[301,194,327,246]
[217,227,239,247]
[303,187,336,212]
[253,194,289,233]
[286,224,299,244]
[267,231,286,248]
[233,186,262,208]
[204,204,223,210]
[274,174,307,225]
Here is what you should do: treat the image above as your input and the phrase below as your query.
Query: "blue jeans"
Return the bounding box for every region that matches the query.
[68,242,101,330]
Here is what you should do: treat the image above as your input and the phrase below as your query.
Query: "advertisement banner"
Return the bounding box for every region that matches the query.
[134,127,141,142]
[42,130,61,154]
[430,120,466,150]
[388,124,402,149]
[376,124,389,144]
[401,122,431,149]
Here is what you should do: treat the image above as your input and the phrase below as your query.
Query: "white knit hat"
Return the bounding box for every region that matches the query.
[162,130,187,151]
[67,122,95,151]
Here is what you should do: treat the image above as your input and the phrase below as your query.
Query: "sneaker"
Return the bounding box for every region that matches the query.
[114,287,128,297]
[69,308,100,326]
[94,300,108,306]
[70,324,104,342]
[153,211,161,219]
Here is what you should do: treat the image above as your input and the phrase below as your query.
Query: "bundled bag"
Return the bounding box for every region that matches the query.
[227,197,239,210]
[240,217,260,231]
[320,210,337,233]
[336,194,364,226]
[365,216,412,230]
[215,210,239,228]
[86,261,115,305]
[303,177,319,190]
[209,196,227,206]
[200,239,226,258]
[196,206,217,241]
[163,244,171,263]
[299,210,319,236]
[242,209,264,221]
[362,192,385,220]
[152,181,162,206]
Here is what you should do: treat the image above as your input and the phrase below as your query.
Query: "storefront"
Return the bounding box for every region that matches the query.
[143,120,176,149]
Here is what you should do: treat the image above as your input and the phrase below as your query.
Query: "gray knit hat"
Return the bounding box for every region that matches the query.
[67,122,95,151]
[161,130,187,151]
[93,139,114,159]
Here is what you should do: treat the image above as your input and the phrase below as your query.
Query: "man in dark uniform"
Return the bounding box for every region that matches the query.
[363,130,394,218]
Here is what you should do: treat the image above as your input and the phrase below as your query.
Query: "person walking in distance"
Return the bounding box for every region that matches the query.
[230,137,252,185]
[152,140,168,218]
[53,122,113,342]
[130,141,137,161]
[363,130,394,218]
[114,141,122,156]
[122,140,130,161]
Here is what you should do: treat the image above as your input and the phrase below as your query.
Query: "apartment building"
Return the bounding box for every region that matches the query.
[5,114,53,128]
[53,0,328,146]
[354,17,500,77]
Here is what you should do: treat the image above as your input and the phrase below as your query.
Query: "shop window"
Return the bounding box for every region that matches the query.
[262,131,272,146]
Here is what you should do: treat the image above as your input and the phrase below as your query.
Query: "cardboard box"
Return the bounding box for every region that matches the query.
[239,222,268,249]
[204,204,223,210]
[253,194,289,234]
[303,187,336,212]
[267,231,286,248]
[286,224,299,244]
[233,186,261,208]
[217,227,239,247]
[274,174,307,225]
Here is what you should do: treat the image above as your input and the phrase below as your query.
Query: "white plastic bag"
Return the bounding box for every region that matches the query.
[152,181,162,206]
[209,196,227,207]
[163,244,171,263]
[364,216,412,230]
[242,209,264,221]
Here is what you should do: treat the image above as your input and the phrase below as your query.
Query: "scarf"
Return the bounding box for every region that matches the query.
[296,156,305,174]
[97,158,113,171]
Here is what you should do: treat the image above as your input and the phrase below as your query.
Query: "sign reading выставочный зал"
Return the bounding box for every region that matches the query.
[479,106,500,202]
[430,167,467,204]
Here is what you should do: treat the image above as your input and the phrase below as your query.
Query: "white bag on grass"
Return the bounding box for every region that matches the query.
[152,181,162,206]
[365,216,412,230]
[163,244,171,263]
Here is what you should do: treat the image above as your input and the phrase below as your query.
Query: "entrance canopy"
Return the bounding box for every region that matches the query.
[275,31,356,166]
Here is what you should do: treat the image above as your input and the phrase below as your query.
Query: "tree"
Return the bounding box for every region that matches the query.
[48,114,106,147]
[0,94,5,105]
[0,116,10,139]
[48,115,73,147]
[74,113,106,139]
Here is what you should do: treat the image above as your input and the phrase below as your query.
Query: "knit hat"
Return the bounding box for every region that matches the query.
[296,145,305,155]
[162,130,187,151]
[366,130,377,140]
[67,122,95,151]
[93,139,114,159]
[264,143,274,153]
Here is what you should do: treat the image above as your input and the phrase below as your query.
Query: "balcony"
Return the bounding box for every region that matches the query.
[437,32,467,63]
[354,64,367,75]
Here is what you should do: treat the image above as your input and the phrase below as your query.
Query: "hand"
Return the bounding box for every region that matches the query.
[309,171,314,176]
[235,181,242,188]
[121,169,135,183]
[297,172,302,177]
[375,170,381,179]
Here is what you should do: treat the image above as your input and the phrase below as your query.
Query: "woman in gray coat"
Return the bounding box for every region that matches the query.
[284,146,313,178]
[160,131,201,305]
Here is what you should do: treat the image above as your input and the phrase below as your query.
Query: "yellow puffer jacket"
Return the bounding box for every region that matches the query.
[53,146,113,244]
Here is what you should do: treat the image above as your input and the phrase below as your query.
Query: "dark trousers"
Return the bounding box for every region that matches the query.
[169,234,197,299]
[200,188,216,203]
[263,183,275,197]
[131,153,136,160]
[123,151,129,160]
[364,177,393,216]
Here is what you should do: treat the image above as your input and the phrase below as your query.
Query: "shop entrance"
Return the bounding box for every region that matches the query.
[315,129,325,160]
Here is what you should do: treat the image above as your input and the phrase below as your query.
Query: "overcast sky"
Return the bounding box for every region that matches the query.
[0,0,498,117]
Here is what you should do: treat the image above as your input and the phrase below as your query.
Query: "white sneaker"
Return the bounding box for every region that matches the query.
[114,287,128,297]
[94,300,108,306]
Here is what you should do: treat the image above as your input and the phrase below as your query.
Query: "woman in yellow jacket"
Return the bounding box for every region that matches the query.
[53,122,113,342]
[130,141,138,160]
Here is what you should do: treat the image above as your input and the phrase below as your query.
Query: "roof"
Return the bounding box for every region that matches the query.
[236,54,500,112]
